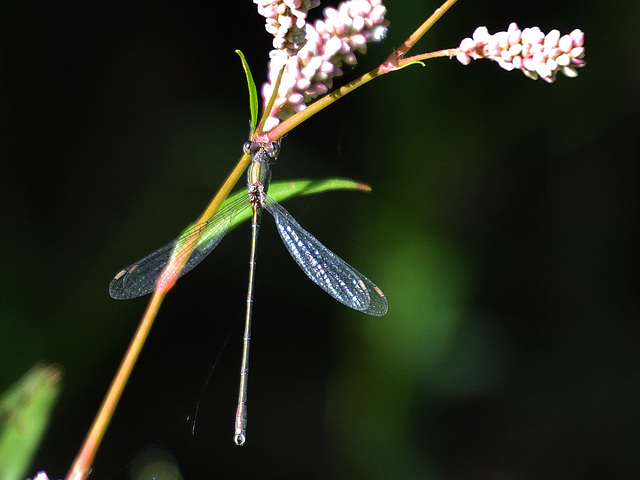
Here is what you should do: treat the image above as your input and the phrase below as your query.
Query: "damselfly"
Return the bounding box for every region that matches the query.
[109,140,388,444]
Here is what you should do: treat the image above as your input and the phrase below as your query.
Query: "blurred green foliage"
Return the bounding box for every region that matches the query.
[0,365,62,480]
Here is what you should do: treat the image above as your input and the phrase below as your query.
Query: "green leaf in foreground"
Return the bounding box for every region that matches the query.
[0,364,63,480]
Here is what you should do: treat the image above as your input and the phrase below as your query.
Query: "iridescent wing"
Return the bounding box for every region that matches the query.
[265,200,388,316]
[109,194,250,300]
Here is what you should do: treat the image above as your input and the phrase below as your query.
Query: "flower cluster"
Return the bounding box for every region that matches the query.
[456,23,585,83]
[258,0,389,130]
[255,0,321,55]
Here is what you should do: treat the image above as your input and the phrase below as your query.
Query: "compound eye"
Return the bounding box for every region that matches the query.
[269,141,281,158]
[242,141,253,155]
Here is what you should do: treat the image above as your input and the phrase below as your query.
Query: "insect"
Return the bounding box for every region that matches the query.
[109,140,388,444]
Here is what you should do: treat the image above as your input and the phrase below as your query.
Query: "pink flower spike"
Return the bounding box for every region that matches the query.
[261,0,389,129]
[456,23,585,83]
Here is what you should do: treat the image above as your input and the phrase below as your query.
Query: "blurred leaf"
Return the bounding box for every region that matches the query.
[0,364,63,480]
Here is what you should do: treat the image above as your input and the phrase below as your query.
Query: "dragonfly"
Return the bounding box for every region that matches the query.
[109,140,388,445]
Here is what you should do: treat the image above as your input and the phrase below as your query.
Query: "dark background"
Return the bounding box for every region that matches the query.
[1,0,638,479]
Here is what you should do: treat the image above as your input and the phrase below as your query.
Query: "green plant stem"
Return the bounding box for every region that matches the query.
[401,47,461,65]
[381,0,458,72]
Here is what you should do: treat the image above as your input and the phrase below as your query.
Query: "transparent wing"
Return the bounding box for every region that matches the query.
[109,194,250,300]
[265,200,388,316]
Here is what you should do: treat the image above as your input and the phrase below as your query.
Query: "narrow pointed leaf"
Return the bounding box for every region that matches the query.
[236,50,258,129]
[188,177,371,248]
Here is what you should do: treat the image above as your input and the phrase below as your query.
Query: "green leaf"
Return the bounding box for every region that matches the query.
[236,50,258,129]
[183,178,371,249]
[269,177,371,202]
[0,364,63,480]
